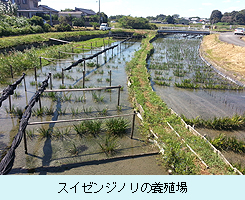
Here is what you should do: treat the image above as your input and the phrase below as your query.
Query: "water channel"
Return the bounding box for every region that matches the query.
[0,39,167,175]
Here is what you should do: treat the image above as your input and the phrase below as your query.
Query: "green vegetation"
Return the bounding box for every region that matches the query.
[0,37,116,83]
[105,118,128,137]
[210,134,245,154]
[181,114,245,131]
[97,134,119,156]
[118,16,157,29]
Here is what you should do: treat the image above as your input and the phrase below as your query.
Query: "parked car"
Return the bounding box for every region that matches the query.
[99,23,111,31]
[234,27,245,35]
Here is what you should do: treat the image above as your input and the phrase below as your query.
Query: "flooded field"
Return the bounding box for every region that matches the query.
[0,39,167,175]
[149,34,245,168]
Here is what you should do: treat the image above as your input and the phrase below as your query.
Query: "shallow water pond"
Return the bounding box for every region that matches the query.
[0,39,167,175]
[149,34,245,168]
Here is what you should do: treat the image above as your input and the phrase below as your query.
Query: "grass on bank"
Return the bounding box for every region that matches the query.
[126,31,235,174]
[201,34,245,84]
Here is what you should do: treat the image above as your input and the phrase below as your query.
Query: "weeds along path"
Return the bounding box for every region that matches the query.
[126,31,237,175]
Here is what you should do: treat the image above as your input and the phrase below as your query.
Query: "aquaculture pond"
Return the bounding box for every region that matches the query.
[149,34,245,167]
[0,39,167,175]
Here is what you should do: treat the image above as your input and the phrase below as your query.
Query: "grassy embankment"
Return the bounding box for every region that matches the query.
[200,34,245,85]
[126,31,236,175]
[0,30,131,84]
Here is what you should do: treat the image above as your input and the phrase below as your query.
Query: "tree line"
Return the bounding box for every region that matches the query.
[210,9,245,25]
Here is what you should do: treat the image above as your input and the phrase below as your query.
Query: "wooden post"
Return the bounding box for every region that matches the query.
[10,65,13,79]
[109,70,112,86]
[83,45,84,54]
[118,85,121,107]
[59,51,61,60]
[83,60,86,71]
[39,97,42,110]
[83,70,85,88]
[91,42,92,54]
[131,111,136,139]
[23,130,28,154]
[62,68,64,85]
[23,75,27,92]
[8,96,12,111]
[112,48,113,57]
[49,72,52,90]
[34,67,37,82]
[40,57,42,68]
[96,55,98,67]
[72,48,74,53]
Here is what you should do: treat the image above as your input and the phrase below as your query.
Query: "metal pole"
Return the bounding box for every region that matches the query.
[62,68,64,85]
[131,111,136,139]
[83,60,86,71]
[118,85,121,107]
[99,0,101,25]
[23,130,28,154]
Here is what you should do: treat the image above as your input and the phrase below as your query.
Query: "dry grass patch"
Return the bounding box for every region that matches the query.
[201,34,245,84]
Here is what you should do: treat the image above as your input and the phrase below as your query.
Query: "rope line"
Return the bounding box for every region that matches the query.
[0,74,51,175]
[0,73,26,107]
[64,37,133,71]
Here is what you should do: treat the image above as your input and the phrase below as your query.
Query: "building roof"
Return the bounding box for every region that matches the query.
[38,5,59,13]
[75,7,96,15]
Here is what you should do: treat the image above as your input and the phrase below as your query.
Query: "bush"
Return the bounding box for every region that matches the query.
[28,16,44,27]
[54,23,72,32]
[43,23,51,32]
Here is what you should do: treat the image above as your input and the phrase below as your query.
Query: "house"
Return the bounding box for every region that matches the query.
[74,7,96,16]
[1,0,58,25]
[59,8,96,18]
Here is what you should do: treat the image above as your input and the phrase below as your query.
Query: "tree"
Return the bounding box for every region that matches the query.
[173,14,180,19]
[235,12,245,25]
[164,15,175,24]
[0,0,18,16]
[156,14,166,21]
[210,10,223,24]
[118,16,156,29]
[97,12,108,23]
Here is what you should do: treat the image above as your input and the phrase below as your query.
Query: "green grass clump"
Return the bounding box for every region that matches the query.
[105,118,128,137]
[97,134,119,156]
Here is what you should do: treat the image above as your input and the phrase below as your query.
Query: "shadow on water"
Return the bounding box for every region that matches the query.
[40,96,61,175]
[9,151,159,175]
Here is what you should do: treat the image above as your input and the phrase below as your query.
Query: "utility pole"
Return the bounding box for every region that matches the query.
[99,0,101,25]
